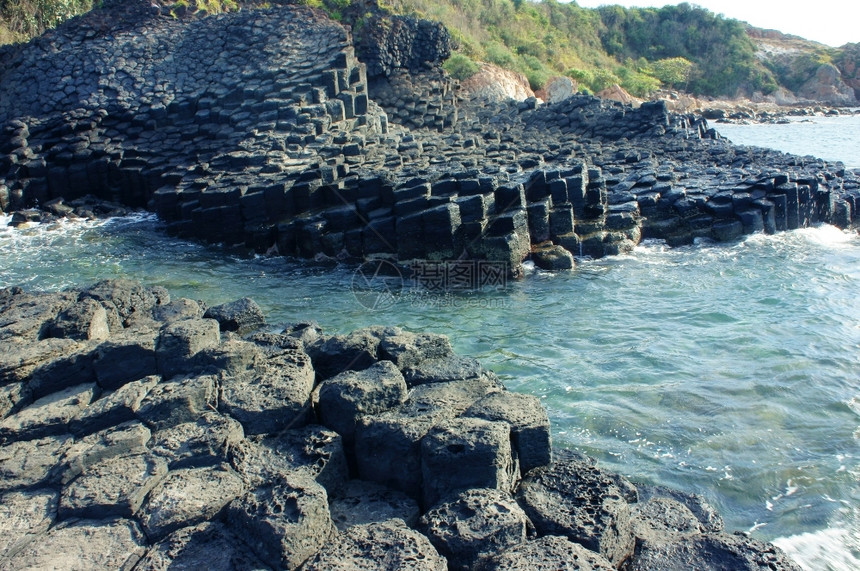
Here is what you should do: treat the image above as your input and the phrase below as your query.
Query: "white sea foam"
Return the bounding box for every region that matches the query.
[774,526,860,571]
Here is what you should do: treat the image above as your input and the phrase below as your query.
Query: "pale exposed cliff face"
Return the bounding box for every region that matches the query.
[749,29,857,106]
[459,63,534,102]
[796,63,857,105]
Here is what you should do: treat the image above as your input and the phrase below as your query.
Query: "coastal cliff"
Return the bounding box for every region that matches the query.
[1,1,858,278]
[0,280,802,569]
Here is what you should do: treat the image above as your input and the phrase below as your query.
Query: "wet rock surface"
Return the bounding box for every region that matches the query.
[0,282,801,569]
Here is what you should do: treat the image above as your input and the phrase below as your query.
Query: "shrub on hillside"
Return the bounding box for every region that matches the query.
[443,53,480,80]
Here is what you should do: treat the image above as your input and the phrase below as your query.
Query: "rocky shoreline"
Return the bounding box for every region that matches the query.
[0,279,802,569]
[1,1,859,278]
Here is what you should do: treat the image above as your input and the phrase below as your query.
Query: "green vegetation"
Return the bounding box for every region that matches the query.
[377,0,780,95]
[0,0,93,43]
[2,0,856,101]
[762,48,832,93]
[442,52,480,80]
[595,3,778,96]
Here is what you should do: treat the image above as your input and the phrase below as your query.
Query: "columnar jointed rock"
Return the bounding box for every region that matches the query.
[2,3,857,280]
[0,283,803,569]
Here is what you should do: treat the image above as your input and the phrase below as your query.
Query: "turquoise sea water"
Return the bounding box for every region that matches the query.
[2,117,859,570]
[714,113,860,169]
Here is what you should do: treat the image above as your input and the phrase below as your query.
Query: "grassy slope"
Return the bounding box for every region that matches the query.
[2,0,856,101]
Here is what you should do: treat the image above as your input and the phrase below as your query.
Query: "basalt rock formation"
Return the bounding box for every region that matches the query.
[1,1,859,278]
[0,280,802,569]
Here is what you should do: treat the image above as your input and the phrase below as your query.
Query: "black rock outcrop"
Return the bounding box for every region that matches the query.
[0,281,802,569]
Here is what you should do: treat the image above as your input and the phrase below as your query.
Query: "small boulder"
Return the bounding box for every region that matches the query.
[135,521,270,570]
[203,297,266,334]
[421,417,518,508]
[532,243,575,271]
[317,360,407,443]
[152,297,204,323]
[58,453,168,519]
[419,488,530,569]
[2,517,147,569]
[481,535,615,570]
[516,451,636,567]
[301,518,447,571]
[226,472,335,570]
[329,479,420,531]
[139,463,246,541]
[155,318,220,379]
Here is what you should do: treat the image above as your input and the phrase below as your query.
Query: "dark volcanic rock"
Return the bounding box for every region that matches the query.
[2,517,147,570]
[135,373,217,430]
[317,360,407,443]
[220,348,315,435]
[136,521,271,570]
[70,376,158,436]
[329,479,421,530]
[464,390,552,473]
[0,382,97,443]
[0,488,59,560]
[139,464,246,541]
[155,319,221,380]
[229,424,348,496]
[92,330,158,390]
[0,282,813,569]
[203,297,266,334]
[308,328,385,380]
[516,451,637,567]
[0,433,71,493]
[226,473,335,570]
[58,453,168,519]
[421,416,518,508]
[302,518,447,570]
[481,535,615,570]
[148,412,245,469]
[47,298,111,341]
[626,531,802,571]
[532,243,575,270]
[419,487,530,569]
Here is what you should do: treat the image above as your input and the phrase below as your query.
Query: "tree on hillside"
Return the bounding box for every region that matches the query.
[650,57,694,89]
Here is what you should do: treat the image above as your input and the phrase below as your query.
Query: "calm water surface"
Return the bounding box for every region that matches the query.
[714,113,860,169]
[2,116,860,570]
